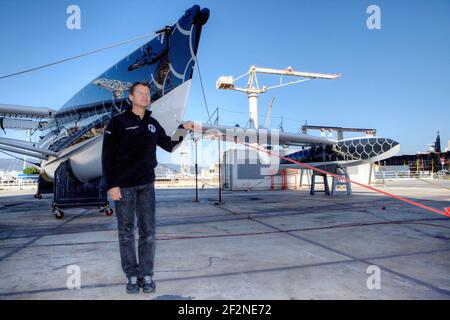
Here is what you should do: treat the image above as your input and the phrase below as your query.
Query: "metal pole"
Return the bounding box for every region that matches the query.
[218,135,222,203]
[23,129,30,170]
[223,137,227,189]
[195,138,199,202]
[248,93,258,128]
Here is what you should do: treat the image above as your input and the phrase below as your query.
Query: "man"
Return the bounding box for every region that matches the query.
[101,81,189,294]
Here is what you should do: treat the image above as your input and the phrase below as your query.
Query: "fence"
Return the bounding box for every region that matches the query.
[0,179,37,188]
[374,170,447,180]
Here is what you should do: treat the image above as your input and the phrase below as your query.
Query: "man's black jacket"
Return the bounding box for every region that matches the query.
[101,108,183,190]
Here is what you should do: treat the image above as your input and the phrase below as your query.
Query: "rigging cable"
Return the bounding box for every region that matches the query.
[185,125,450,218]
[0,151,40,166]
[194,56,212,124]
[0,31,157,80]
[239,139,450,218]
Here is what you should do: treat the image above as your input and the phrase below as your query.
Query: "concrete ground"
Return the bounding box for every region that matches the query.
[0,180,449,300]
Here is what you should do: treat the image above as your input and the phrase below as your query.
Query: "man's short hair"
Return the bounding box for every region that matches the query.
[129,81,151,95]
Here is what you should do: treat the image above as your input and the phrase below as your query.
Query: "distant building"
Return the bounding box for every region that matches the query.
[381,133,449,173]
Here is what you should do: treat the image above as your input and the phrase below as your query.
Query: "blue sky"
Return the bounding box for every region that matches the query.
[0,0,449,164]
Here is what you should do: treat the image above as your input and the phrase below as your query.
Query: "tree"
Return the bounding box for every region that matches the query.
[23,167,39,175]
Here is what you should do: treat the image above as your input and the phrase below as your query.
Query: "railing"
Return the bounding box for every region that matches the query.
[0,179,37,188]
[375,170,448,180]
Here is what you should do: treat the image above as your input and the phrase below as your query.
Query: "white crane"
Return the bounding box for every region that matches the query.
[216,65,341,129]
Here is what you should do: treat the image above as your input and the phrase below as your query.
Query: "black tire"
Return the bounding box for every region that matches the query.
[54,210,64,219]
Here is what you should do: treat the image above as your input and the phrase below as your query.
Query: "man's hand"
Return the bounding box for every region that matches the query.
[182,121,201,131]
[182,121,193,130]
[108,187,122,201]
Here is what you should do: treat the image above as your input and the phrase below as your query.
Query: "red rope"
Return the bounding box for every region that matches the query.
[242,142,450,218]
[188,125,449,217]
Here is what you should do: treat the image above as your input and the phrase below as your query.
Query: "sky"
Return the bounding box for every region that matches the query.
[0,0,449,165]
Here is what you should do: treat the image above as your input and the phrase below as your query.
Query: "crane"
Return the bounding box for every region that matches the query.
[216,65,341,129]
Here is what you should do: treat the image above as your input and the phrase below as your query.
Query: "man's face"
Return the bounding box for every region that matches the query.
[129,84,151,107]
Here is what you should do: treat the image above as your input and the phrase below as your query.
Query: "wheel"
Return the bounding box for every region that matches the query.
[34,194,42,199]
[105,208,114,216]
[53,208,64,219]
[55,210,64,219]
[99,204,113,216]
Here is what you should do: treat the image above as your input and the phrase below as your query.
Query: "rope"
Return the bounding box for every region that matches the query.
[0,151,40,166]
[0,31,156,80]
[240,140,450,218]
[185,125,449,218]
[194,56,213,124]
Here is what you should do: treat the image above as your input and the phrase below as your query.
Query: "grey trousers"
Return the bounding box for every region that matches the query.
[114,182,155,278]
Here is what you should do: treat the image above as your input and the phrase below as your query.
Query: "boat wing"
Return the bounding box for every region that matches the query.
[182,122,337,146]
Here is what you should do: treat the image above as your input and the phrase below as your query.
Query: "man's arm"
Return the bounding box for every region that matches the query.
[101,117,121,191]
[156,120,184,153]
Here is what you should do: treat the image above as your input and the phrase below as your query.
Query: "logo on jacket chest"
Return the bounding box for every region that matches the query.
[148,124,156,133]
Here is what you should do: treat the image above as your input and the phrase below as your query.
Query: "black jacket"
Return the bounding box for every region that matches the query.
[101,108,183,190]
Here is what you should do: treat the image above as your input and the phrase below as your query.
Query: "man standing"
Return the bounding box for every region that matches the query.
[102,81,188,294]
